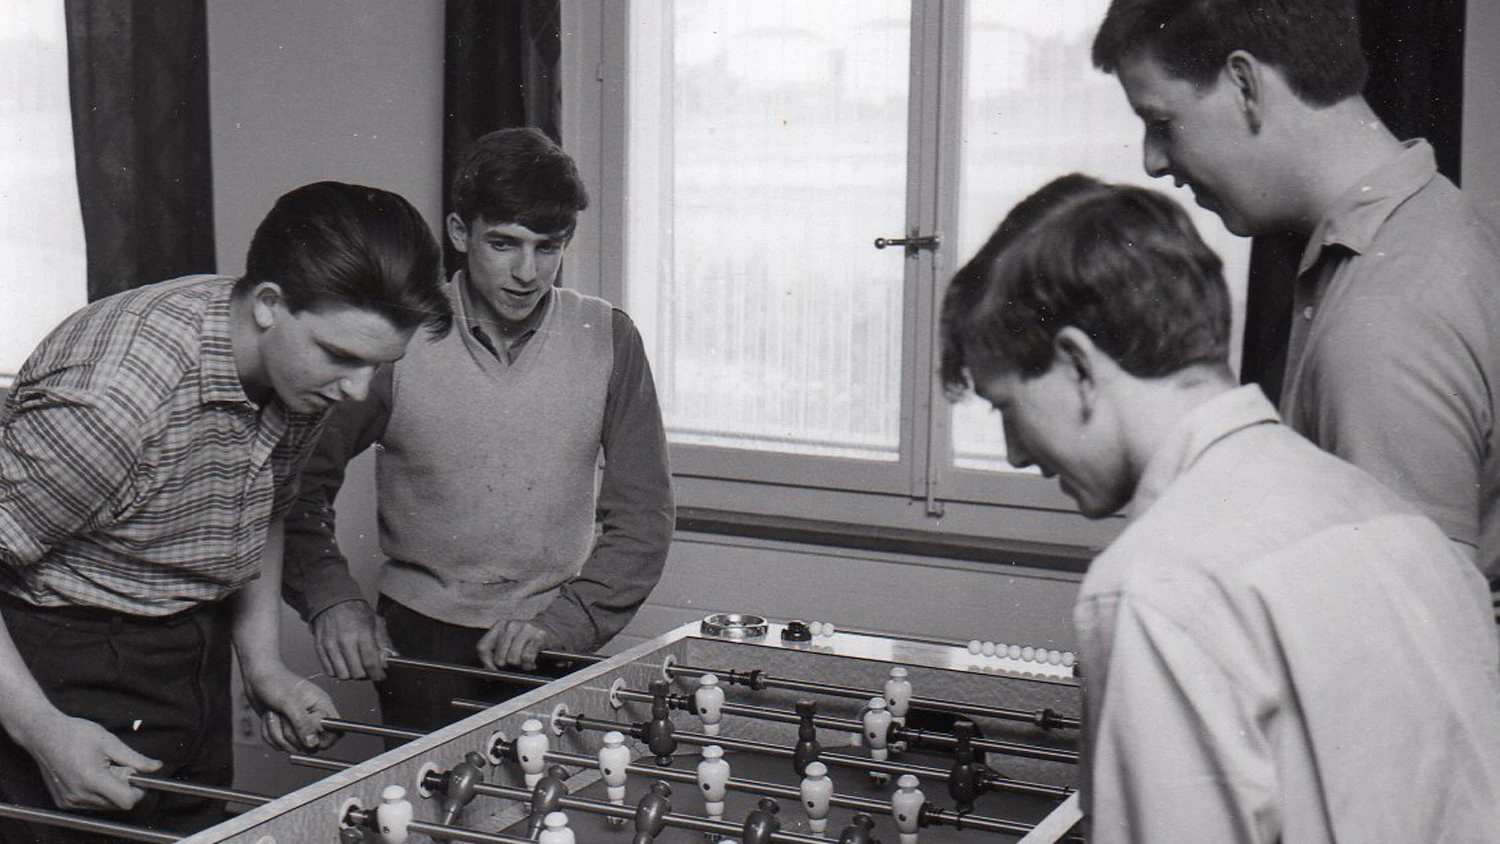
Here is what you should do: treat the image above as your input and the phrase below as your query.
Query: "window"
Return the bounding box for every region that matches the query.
[0,1,88,386]
[568,1,1249,547]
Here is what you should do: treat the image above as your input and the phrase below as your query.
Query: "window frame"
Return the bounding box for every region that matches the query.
[560,0,1126,553]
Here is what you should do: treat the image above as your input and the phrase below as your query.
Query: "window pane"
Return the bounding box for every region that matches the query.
[627,0,911,461]
[0,1,87,381]
[950,0,1250,472]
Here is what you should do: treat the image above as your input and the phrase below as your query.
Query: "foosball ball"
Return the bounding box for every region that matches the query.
[12,616,1086,843]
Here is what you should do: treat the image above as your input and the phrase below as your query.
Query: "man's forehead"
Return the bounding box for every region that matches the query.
[471,217,570,240]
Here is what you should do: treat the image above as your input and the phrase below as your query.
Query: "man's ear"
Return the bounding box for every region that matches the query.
[1053,326,1099,417]
[1224,49,1264,133]
[446,212,471,254]
[249,281,283,330]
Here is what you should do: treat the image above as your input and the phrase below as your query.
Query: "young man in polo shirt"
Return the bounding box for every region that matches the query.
[0,181,451,842]
[283,128,675,735]
[1091,0,1500,586]
[940,174,1500,842]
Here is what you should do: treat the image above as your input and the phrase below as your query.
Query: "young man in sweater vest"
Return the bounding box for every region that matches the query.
[940,174,1500,843]
[282,128,675,734]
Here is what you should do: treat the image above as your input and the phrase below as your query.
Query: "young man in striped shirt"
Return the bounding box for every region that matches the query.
[0,181,451,842]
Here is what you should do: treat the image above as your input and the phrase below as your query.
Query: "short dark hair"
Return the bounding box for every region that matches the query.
[940,174,1230,394]
[240,181,451,338]
[450,127,590,235]
[1091,0,1367,107]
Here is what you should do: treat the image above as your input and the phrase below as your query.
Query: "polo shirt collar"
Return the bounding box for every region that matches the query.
[452,269,554,356]
[199,278,253,406]
[1298,139,1438,277]
[1131,385,1280,516]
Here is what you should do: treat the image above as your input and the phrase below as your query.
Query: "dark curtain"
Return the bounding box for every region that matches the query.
[443,0,562,272]
[64,0,215,302]
[1238,0,1466,402]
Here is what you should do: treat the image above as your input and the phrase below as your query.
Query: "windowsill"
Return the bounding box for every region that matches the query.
[675,506,1095,575]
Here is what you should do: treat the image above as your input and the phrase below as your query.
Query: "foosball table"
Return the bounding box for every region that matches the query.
[21,616,1088,843]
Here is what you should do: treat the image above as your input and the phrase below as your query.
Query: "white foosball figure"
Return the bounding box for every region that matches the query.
[884,667,912,752]
[696,744,731,822]
[862,696,893,785]
[537,811,575,844]
[517,718,550,788]
[799,760,833,834]
[376,785,413,844]
[695,673,726,736]
[598,730,631,826]
[892,774,925,844]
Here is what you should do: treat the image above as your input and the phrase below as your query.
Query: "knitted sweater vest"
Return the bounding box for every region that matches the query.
[377,286,613,627]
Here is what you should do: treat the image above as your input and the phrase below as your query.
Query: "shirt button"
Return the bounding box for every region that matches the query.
[1302,306,1315,320]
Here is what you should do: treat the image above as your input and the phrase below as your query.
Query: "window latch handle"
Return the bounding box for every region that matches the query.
[873,233,941,250]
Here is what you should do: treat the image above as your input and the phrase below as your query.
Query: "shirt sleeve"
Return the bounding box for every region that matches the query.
[1080,594,1280,844]
[0,380,145,568]
[533,308,675,651]
[280,366,394,621]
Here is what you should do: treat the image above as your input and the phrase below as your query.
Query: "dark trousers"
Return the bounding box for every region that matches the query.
[375,597,567,747]
[0,594,232,844]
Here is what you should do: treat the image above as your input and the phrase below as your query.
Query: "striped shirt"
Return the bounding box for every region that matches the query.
[0,276,325,616]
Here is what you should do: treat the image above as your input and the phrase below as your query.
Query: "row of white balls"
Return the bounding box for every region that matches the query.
[967,640,1076,667]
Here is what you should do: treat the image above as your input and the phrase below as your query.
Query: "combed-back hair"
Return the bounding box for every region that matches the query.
[451,127,590,235]
[1091,0,1367,107]
[940,174,1230,395]
[240,181,451,338]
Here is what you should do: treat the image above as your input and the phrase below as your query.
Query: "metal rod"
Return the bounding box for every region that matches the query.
[336,756,827,844]
[345,806,534,844]
[563,714,1071,801]
[666,661,1082,730]
[530,748,1037,839]
[614,687,1079,764]
[0,802,177,844]
[538,649,606,667]
[322,717,425,742]
[542,747,888,816]
[288,753,353,772]
[385,656,551,687]
[129,775,272,807]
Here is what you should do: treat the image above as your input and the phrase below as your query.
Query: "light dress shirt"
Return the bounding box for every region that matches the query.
[1076,385,1500,844]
